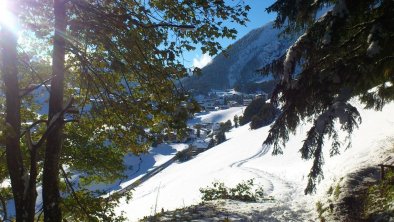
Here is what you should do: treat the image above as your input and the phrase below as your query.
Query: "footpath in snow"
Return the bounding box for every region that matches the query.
[115,101,394,221]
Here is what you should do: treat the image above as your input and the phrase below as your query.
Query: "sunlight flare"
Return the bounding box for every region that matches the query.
[0,0,18,33]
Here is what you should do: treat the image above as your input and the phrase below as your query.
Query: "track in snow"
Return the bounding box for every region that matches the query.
[229,144,295,197]
[229,144,271,168]
[228,144,313,221]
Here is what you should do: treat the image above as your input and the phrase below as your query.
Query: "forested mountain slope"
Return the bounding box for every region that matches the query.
[183,22,295,93]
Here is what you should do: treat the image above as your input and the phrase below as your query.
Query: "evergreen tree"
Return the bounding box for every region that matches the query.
[220,120,232,132]
[238,115,244,125]
[260,0,394,194]
[215,130,226,145]
[195,124,202,138]
[240,97,266,125]
[249,103,277,129]
[234,115,239,128]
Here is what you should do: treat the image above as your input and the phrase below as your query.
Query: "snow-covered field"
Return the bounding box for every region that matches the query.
[188,106,244,126]
[116,100,394,221]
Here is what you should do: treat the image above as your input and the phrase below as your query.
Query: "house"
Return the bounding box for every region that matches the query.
[243,98,253,106]
[228,100,240,107]
[212,122,221,134]
[220,104,229,109]
[255,92,268,101]
[192,138,212,149]
[198,98,218,111]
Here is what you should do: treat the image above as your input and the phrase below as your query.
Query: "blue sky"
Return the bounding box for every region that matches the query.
[184,0,277,68]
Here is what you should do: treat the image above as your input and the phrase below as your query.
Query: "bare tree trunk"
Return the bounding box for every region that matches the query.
[42,0,66,221]
[0,3,37,221]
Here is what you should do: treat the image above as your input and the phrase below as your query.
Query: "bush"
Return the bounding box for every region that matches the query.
[333,183,341,200]
[176,148,193,162]
[199,179,265,202]
[316,201,328,222]
[238,115,243,125]
[215,131,226,145]
[220,120,232,132]
[233,115,239,128]
[363,170,394,220]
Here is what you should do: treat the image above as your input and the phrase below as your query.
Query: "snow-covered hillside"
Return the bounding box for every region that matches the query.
[182,22,295,92]
[116,100,394,221]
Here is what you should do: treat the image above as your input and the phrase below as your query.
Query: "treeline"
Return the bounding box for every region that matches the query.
[238,98,278,129]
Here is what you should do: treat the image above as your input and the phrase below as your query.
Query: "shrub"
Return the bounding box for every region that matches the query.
[316,201,328,222]
[327,186,333,196]
[176,148,193,162]
[220,120,232,132]
[334,183,341,200]
[194,124,202,138]
[233,115,239,128]
[363,170,394,220]
[215,131,226,145]
[199,179,265,202]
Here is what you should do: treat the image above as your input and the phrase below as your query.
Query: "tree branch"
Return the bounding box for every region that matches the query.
[19,77,53,98]
[132,20,195,29]
[18,52,52,94]
[20,120,48,139]
[60,166,93,220]
[33,98,74,149]
[0,192,8,221]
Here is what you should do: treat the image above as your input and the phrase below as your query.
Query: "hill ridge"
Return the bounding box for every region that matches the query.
[183,22,295,93]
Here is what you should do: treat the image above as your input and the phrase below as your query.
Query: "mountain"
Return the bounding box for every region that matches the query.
[183,22,296,94]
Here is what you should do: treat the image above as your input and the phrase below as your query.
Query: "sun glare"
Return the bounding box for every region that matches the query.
[0,0,17,32]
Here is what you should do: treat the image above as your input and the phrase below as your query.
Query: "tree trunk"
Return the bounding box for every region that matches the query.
[1,16,24,222]
[42,0,66,221]
[0,3,37,221]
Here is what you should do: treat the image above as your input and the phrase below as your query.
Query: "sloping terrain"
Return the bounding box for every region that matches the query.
[115,100,394,221]
[182,22,295,93]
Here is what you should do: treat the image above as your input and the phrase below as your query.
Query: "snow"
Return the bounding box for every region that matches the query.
[225,22,292,86]
[192,138,211,149]
[3,96,394,221]
[116,100,394,221]
[185,21,294,90]
[283,32,307,83]
[193,53,212,69]
[367,41,381,57]
[188,106,244,126]
[100,143,189,191]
